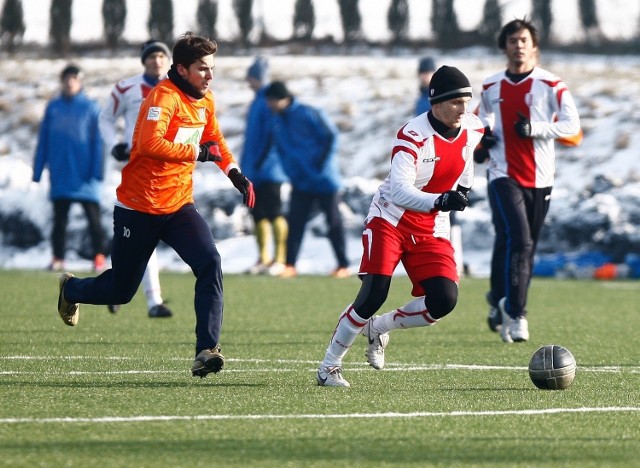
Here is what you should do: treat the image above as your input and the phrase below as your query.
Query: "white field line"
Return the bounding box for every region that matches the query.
[1,407,639,425]
[0,356,639,375]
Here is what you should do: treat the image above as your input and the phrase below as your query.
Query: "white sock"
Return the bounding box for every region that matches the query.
[372,296,438,334]
[321,304,367,368]
[142,249,163,309]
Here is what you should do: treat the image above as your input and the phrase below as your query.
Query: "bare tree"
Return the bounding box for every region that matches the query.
[431,0,460,48]
[578,0,603,45]
[0,0,25,54]
[478,0,502,46]
[148,0,174,45]
[293,0,315,41]
[233,0,254,46]
[49,0,72,56]
[102,0,126,50]
[387,0,409,45]
[337,0,362,42]
[532,0,552,46]
[197,0,219,39]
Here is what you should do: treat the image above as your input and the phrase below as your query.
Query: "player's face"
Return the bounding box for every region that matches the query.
[143,51,170,79]
[266,97,290,114]
[505,28,537,71]
[61,73,82,97]
[179,55,214,95]
[434,96,470,128]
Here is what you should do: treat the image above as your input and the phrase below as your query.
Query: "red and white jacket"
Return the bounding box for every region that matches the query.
[99,73,162,149]
[478,67,580,188]
[366,112,483,238]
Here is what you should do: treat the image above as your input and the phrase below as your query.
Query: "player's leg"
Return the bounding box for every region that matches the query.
[80,200,106,271]
[317,218,399,386]
[59,206,158,324]
[144,249,172,317]
[161,204,224,377]
[282,189,313,275]
[49,199,71,269]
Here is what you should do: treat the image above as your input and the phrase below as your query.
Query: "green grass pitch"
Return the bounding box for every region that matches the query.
[0,269,638,467]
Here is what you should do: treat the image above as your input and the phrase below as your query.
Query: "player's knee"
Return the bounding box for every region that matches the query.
[352,274,391,319]
[421,277,458,319]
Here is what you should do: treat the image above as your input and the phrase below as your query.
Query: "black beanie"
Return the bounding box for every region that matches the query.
[140,40,171,63]
[264,81,292,100]
[428,66,472,104]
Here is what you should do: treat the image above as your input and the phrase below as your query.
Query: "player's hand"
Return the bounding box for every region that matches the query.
[515,112,532,138]
[228,168,255,208]
[474,147,490,164]
[197,141,223,162]
[433,190,469,212]
[111,143,130,161]
[481,128,497,149]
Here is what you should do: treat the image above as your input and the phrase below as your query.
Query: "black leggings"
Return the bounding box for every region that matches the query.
[352,274,458,320]
[51,199,104,259]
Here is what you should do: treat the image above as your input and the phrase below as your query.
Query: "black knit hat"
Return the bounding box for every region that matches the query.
[264,81,292,100]
[428,66,472,104]
[140,39,171,63]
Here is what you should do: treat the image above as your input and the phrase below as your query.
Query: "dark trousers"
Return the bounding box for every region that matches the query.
[286,189,348,268]
[64,204,223,354]
[52,199,104,259]
[488,177,551,318]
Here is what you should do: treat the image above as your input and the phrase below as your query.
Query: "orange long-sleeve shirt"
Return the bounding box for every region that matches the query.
[117,78,237,214]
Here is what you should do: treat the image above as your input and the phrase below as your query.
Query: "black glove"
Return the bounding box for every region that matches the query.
[197,141,222,162]
[228,168,255,208]
[433,190,469,212]
[474,147,490,164]
[111,143,130,161]
[515,112,532,138]
[481,128,497,149]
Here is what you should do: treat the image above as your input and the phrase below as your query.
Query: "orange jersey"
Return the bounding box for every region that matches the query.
[117,78,237,214]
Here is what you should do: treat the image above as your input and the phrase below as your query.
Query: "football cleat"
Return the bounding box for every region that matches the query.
[191,345,225,378]
[317,366,350,387]
[148,303,173,318]
[510,316,529,342]
[363,317,389,370]
[498,297,513,343]
[58,272,79,326]
[486,291,501,332]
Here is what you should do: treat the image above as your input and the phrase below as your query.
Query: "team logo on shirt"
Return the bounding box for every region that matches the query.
[423,155,440,163]
[198,108,206,121]
[525,93,534,106]
[147,106,162,120]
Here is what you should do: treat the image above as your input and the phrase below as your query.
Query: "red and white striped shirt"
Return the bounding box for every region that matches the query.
[366,112,483,238]
[478,67,580,188]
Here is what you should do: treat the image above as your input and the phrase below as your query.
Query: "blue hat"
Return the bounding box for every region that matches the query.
[247,56,269,83]
[418,56,436,74]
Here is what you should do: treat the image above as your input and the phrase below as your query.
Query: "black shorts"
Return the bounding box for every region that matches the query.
[252,182,284,221]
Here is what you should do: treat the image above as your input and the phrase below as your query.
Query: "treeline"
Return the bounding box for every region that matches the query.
[0,0,632,55]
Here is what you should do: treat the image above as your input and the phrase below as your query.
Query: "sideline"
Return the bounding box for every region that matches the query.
[2,407,639,425]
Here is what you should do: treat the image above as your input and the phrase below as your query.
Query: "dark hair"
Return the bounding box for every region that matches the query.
[172,32,217,69]
[60,64,82,80]
[497,18,538,50]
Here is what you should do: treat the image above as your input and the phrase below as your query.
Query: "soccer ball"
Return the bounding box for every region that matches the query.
[528,345,577,390]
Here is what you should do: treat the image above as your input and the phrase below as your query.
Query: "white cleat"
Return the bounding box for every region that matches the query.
[363,317,389,370]
[317,366,350,387]
[510,316,529,342]
[498,298,513,343]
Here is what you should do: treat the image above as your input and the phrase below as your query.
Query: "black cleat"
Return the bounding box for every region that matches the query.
[148,303,172,318]
[191,345,225,378]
